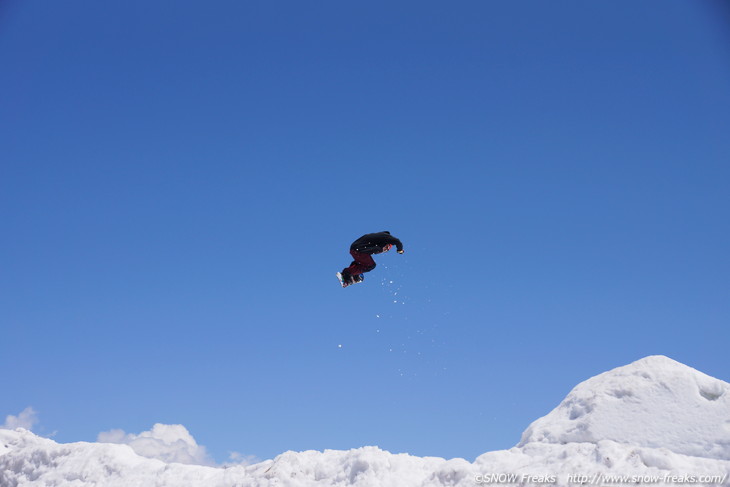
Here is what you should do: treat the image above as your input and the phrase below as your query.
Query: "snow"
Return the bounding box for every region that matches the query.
[2,355,729,486]
[518,355,730,460]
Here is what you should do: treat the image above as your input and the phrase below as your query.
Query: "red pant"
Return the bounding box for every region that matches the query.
[344,250,376,276]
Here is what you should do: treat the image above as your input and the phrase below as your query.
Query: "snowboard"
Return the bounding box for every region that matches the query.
[336,272,364,288]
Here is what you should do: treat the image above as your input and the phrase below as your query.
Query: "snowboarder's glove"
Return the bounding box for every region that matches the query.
[397,250,404,254]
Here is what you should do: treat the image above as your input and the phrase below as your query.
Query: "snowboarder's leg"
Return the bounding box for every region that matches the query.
[345,250,376,275]
[340,251,375,286]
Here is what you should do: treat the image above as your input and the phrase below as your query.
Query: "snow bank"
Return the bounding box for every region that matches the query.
[2,355,729,486]
[518,356,730,460]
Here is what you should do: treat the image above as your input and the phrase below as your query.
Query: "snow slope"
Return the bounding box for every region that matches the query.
[518,355,730,460]
[2,355,729,487]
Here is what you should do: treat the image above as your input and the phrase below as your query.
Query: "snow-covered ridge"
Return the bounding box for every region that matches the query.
[519,355,730,460]
[2,355,729,487]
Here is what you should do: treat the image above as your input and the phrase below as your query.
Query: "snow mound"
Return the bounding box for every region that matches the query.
[2,355,729,486]
[518,355,730,460]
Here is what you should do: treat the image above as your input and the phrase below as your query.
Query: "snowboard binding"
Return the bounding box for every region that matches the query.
[336,272,364,288]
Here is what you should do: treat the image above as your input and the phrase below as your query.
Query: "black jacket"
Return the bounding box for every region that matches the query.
[350,231,403,254]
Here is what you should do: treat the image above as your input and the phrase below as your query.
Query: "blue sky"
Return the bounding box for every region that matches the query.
[2,0,729,463]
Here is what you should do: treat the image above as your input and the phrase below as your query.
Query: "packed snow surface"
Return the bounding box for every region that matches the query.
[519,355,730,460]
[2,356,729,486]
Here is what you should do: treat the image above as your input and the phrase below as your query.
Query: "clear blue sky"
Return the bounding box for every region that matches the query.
[2,0,729,463]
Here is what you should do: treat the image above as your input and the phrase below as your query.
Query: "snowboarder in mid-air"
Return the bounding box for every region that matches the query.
[337,231,404,287]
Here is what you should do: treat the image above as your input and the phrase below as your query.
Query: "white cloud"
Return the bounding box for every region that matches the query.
[225,451,260,466]
[2,406,39,430]
[97,423,215,466]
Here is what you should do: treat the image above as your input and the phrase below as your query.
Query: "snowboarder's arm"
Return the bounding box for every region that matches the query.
[384,235,403,253]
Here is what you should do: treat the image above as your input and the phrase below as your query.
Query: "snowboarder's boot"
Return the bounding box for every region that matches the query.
[341,271,355,285]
